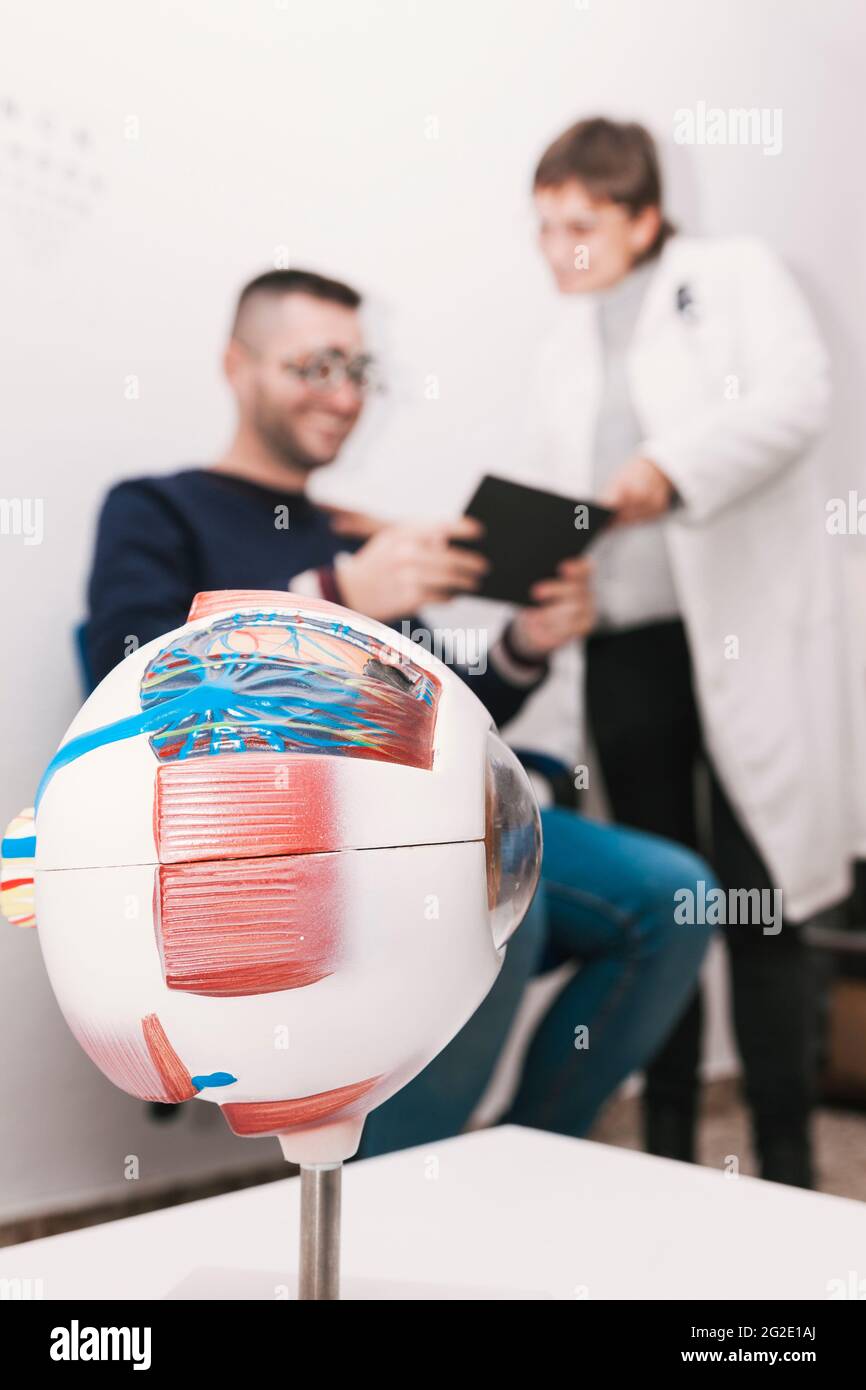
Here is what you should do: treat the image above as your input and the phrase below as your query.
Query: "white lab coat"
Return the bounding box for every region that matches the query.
[502,233,859,922]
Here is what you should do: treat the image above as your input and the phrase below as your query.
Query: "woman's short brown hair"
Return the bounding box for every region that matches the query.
[533,117,675,260]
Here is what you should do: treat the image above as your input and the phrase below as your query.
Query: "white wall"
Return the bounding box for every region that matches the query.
[1,0,863,1220]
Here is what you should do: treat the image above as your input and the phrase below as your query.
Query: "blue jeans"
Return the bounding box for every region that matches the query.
[356,807,716,1158]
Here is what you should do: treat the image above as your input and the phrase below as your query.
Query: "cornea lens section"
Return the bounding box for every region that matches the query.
[484,730,542,950]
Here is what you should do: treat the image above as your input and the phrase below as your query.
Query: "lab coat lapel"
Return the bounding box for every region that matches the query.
[627,242,702,436]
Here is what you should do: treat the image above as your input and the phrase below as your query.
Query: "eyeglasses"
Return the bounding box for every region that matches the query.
[234,337,386,395]
[280,348,385,395]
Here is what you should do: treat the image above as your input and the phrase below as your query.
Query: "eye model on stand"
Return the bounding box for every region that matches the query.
[1,588,541,1300]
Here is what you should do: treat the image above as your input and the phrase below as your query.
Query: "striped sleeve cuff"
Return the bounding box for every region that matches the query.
[490,625,548,688]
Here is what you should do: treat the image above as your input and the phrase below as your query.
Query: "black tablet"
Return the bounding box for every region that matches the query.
[458,474,614,605]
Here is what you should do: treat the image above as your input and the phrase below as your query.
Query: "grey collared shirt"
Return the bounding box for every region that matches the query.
[591,261,680,630]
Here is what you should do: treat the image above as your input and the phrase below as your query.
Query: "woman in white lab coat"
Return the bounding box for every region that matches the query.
[505,116,857,1187]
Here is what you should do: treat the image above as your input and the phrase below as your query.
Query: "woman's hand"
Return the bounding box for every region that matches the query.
[508,556,596,661]
[599,454,674,524]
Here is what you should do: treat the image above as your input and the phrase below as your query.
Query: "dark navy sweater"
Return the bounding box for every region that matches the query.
[84,468,545,726]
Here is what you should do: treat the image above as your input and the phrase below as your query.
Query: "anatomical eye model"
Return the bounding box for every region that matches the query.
[2,588,540,1298]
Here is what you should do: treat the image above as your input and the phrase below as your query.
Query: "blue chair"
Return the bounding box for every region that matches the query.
[511,747,571,787]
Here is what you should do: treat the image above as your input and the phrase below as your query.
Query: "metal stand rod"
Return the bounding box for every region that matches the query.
[298,1161,342,1300]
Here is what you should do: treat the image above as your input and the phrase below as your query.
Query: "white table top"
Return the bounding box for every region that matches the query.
[2,1126,864,1300]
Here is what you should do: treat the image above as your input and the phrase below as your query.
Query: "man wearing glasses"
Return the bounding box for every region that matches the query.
[86,269,589,688]
[85,267,715,1160]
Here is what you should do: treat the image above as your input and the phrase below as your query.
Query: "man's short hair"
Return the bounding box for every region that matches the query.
[231,268,362,339]
[533,117,675,259]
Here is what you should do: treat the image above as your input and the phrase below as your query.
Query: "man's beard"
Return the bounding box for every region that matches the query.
[252,392,327,473]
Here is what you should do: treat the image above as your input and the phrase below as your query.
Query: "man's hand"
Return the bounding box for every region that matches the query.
[507,556,596,661]
[336,517,488,621]
[324,506,388,539]
[599,454,674,525]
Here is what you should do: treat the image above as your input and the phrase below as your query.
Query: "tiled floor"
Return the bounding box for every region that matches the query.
[0,1160,290,1248]
[590,1079,866,1201]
